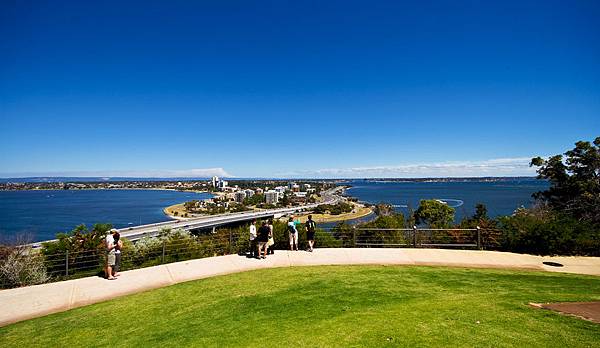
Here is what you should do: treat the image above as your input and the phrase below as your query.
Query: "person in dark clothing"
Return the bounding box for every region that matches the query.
[257,221,270,259]
[306,215,316,252]
[113,232,123,275]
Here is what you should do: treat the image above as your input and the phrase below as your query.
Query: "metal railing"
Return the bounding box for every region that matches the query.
[0,227,503,289]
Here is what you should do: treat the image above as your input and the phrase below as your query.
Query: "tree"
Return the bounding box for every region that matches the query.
[184,200,199,212]
[373,203,394,216]
[473,203,488,221]
[531,137,600,224]
[414,199,455,228]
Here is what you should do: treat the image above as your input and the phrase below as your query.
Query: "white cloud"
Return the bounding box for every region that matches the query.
[278,157,537,178]
[0,168,233,178]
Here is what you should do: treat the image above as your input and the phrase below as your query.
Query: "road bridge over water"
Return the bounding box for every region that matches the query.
[32,187,342,245]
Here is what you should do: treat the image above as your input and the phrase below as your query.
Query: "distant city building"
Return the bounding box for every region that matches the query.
[211,176,219,187]
[274,186,286,194]
[218,180,228,190]
[244,189,255,198]
[265,190,279,204]
[234,191,247,203]
[255,188,264,195]
[293,191,307,198]
[302,183,311,190]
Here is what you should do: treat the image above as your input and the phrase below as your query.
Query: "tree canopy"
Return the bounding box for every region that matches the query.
[531,136,600,224]
[414,199,455,228]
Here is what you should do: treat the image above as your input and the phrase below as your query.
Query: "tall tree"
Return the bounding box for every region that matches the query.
[531,137,600,224]
[414,199,455,228]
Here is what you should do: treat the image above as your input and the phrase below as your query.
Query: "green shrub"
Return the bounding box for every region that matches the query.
[498,210,600,256]
[41,223,112,279]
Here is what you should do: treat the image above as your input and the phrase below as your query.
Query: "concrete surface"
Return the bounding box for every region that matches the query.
[1,248,599,327]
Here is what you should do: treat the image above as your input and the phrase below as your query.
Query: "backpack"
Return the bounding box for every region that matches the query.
[288,223,296,233]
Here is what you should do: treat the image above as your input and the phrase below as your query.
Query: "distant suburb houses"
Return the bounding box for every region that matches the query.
[209,176,318,208]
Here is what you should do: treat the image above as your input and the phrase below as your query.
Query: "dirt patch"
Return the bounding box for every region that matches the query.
[530,302,600,324]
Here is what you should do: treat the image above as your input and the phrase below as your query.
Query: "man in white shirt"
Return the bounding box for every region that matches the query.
[249,220,257,258]
[104,229,117,280]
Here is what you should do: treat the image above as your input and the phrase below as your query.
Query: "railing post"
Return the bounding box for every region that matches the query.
[161,240,166,263]
[352,227,356,248]
[413,226,417,248]
[477,226,481,250]
[65,250,69,276]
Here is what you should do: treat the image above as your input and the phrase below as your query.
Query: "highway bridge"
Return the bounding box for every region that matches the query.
[31,187,342,245]
[119,205,316,241]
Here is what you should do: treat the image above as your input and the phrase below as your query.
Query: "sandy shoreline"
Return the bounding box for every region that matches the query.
[163,200,374,224]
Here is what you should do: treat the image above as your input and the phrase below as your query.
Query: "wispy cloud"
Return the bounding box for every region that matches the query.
[278,157,537,178]
[0,168,233,178]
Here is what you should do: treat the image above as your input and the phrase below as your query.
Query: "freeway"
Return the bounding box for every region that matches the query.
[31,187,342,245]
[118,186,342,241]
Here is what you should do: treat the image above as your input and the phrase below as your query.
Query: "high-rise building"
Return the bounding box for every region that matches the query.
[244,189,255,198]
[211,176,219,187]
[265,190,279,204]
[234,191,247,203]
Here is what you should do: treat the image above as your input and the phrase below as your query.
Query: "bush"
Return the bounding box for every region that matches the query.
[0,246,49,288]
[498,210,600,256]
[41,223,112,279]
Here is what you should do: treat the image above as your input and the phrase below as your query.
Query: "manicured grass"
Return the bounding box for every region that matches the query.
[1,266,599,347]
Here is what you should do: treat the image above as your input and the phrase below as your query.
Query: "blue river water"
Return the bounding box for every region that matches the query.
[0,180,549,241]
[343,179,549,222]
[0,190,212,242]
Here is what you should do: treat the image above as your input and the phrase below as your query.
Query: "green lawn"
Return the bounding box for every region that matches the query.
[1,266,599,347]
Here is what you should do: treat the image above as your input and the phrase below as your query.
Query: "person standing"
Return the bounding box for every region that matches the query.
[249,220,257,258]
[104,229,117,280]
[267,219,275,255]
[306,215,316,252]
[257,221,270,259]
[112,232,123,276]
[288,217,299,251]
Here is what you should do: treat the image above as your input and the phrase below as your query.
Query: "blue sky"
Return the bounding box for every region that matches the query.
[1,1,599,178]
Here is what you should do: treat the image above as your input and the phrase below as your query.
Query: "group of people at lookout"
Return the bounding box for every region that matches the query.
[248,215,317,259]
[101,216,318,279]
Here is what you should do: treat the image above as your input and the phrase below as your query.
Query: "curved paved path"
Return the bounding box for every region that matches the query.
[1,248,599,327]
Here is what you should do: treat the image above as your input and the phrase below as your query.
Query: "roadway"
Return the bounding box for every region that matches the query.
[118,186,342,241]
[28,187,343,245]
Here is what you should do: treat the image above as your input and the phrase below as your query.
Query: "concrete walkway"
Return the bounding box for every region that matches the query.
[1,248,599,327]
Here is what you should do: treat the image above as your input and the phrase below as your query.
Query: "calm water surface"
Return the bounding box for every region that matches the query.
[344,179,549,221]
[0,189,212,242]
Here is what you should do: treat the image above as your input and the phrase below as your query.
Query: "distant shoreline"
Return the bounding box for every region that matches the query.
[0,187,212,193]
[0,176,540,184]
